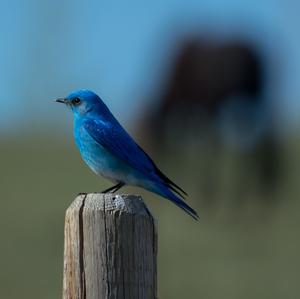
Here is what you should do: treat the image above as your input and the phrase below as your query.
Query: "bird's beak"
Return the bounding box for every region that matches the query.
[55,98,68,104]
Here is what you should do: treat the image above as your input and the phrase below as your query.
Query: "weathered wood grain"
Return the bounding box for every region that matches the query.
[63,193,157,299]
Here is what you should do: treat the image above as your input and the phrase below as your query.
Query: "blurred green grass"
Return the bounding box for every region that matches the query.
[0,136,299,298]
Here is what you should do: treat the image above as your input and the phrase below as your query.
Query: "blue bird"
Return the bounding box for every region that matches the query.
[56,89,198,220]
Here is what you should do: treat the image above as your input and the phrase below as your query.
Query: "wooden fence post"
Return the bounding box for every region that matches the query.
[63,193,157,299]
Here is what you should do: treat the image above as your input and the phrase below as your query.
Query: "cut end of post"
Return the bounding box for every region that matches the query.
[63,193,157,299]
[70,192,155,219]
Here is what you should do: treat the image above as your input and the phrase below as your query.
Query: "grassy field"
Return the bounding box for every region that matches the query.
[0,136,299,298]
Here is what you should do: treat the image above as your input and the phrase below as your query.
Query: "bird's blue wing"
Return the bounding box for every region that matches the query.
[83,118,187,197]
[83,118,158,180]
[83,118,197,219]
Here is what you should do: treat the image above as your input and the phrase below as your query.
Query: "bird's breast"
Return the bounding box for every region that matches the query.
[73,124,140,185]
[74,125,111,176]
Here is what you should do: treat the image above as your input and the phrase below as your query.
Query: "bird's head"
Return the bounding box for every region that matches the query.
[55,89,111,118]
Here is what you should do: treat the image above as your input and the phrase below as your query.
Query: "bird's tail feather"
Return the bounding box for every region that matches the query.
[156,184,199,220]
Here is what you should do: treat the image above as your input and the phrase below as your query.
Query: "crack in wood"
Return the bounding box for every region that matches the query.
[79,195,87,299]
[103,198,111,298]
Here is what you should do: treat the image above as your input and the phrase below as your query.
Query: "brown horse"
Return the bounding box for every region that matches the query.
[137,37,280,206]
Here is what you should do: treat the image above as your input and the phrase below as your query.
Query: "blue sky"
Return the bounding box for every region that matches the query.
[0,0,299,135]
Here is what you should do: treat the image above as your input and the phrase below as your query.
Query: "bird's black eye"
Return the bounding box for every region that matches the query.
[72,97,81,105]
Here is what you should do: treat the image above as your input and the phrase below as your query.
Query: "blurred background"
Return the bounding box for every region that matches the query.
[1,1,300,298]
